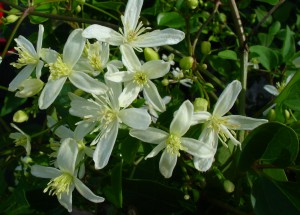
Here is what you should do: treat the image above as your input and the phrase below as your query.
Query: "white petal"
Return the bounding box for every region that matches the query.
[118,82,140,108]
[40,48,58,64]
[47,116,74,139]
[213,80,242,117]
[120,45,141,70]
[38,77,67,110]
[145,142,166,159]
[69,97,99,118]
[181,137,214,158]
[15,36,37,57]
[193,156,215,172]
[132,29,185,47]
[8,64,35,91]
[57,138,78,173]
[74,121,97,140]
[219,125,241,146]
[31,165,61,178]
[223,115,268,130]
[63,29,85,68]
[199,127,218,148]
[143,80,165,112]
[123,0,143,31]
[106,65,123,98]
[74,178,105,203]
[119,108,151,129]
[130,127,168,144]
[105,70,134,83]
[36,24,44,55]
[58,191,73,212]
[143,60,170,79]
[191,111,211,125]
[93,122,119,169]
[159,150,177,178]
[35,60,44,79]
[170,100,193,136]
[69,71,108,95]
[264,85,279,96]
[100,42,110,66]
[82,24,123,46]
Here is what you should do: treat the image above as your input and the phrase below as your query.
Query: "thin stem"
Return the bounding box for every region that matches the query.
[162,45,185,58]
[0,85,8,91]
[84,2,119,21]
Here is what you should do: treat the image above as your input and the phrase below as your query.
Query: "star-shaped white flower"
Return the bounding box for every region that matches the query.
[9,123,31,156]
[82,0,185,51]
[192,80,268,171]
[105,45,170,111]
[38,29,108,109]
[130,100,214,178]
[31,138,104,212]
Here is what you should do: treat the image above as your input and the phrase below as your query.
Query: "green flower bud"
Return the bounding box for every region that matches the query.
[187,0,198,9]
[193,98,208,112]
[284,109,290,121]
[223,180,235,193]
[218,13,227,23]
[75,5,81,13]
[6,15,19,24]
[144,48,160,61]
[179,56,194,70]
[267,109,276,121]
[200,41,211,55]
[199,63,208,70]
[13,110,29,123]
[161,78,169,86]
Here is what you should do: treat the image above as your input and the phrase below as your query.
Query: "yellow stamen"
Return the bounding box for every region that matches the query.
[133,71,148,86]
[11,46,38,69]
[48,56,72,80]
[44,172,73,199]
[165,134,183,156]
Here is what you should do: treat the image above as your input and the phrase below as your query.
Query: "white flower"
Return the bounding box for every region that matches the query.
[130,100,214,178]
[82,0,185,51]
[38,29,108,109]
[144,96,171,123]
[31,138,104,212]
[9,123,31,156]
[9,24,45,91]
[264,73,294,96]
[192,80,268,171]
[105,45,170,111]
[69,69,151,169]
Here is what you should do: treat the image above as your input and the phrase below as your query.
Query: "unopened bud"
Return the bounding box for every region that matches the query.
[200,41,211,55]
[144,48,160,61]
[267,109,276,121]
[75,5,82,13]
[187,0,198,9]
[161,78,169,86]
[199,63,207,70]
[284,109,290,121]
[13,110,29,123]
[179,56,194,70]
[223,180,235,193]
[6,15,19,24]
[15,79,44,98]
[193,98,208,112]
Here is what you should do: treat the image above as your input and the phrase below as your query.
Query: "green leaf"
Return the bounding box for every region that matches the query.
[238,122,299,171]
[255,8,273,27]
[276,73,300,107]
[262,168,288,182]
[217,50,238,60]
[0,94,26,117]
[269,21,281,35]
[250,45,279,70]
[256,0,279,5]
[258,33,274,47]
[282,26,295,62]
[157,12,185,28]
[252,176,300,215]
[29,0,53,24]
[284,99,300,111]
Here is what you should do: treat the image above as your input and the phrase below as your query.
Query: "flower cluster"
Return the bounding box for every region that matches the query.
[7,0,268,212]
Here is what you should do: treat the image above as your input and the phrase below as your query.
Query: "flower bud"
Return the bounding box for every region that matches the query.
[200,41,211,55]
[161,78,169,86]
[144,48,160,61]
[199,63,207,70]
[179,56,194,70]
[13,110,29,123]
[223,180,235,193]
[193,98,208,112]
[15,78,44,98]
[75,5,81,13]
[284,109,290,121]
[6,14,19,24]
[218,13,227,23]
[187,0,198,9]
[267,109,276,121]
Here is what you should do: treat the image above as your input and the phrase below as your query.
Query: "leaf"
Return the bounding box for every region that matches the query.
[262,168,288,182]
[251,176,300,215]
[217,50,238,60]
[0,94,26,117]
[256,0,279,5]
[238,122,299,171]
[250,45,279,70]
[29,0,53,24]
[157,12,185,28]
[269,21,281,35]
[284,99,300,111]
[255,8,273,27]
[282,26,295,62]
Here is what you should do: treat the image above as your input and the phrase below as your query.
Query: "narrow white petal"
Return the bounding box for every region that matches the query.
[143,60,170,79]
[159,150,177,178]
[36,24,44,55]
[145,142,166,159]
[69,97,99,118]
[47,116,74,139]
[82,24,123,46]
[219,125,241,146]
[223,115,268,130]
[118,82,140,108]
[40,48,58,64]
[170,100,193,136]
[58,191,73,212]
[264,85,279,96]
[8,64,35,91]
[181,138,214,158]
[93,122,119,169]
[38,77,66,110]
[213,80,242,117]
[191,111,211,126]
[132,29,185,47]
[130,127,168,144]
[143,80,165,112]
[106,65,123,98]
[69,71,108,95]
[198,127,218,148]
[124,0,143,31]
[105,70,134,83]
[31,165,61,178]
[74,121,97,140]
[15,36,37,57]
[100,42,110,66]
[63,29,85,67]
[120,45,141,70]
[74,178,105,203]
[193,156,215,172]
[35,60,44,79]
[57,138,78,173]
[119,108,151,129]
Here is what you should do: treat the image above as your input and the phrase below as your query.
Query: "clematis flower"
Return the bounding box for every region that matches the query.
[192,80,268,171]
[9,24,45,91]
[82,0,185,51]
[69,68,151,169]
[9,123,31,156]
[31,138,104,212]
[130,100,214,178]
[105,45,170,111]
[38,29,108,109]
[264,73,294,96]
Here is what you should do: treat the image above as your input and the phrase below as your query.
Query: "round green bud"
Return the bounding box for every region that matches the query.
[75,5,81,13]
[223,180,235,193]
[218,13,227,23]
[284,109,290,121]
[13,110,29,123]
[161,78,169,86]
[199,63,208,70]
[193,98,208,112]
[187,0,198,9]
[200,41,211,55]
[144,48,160,61]
[267,109,276,121]
[179,56,194,70]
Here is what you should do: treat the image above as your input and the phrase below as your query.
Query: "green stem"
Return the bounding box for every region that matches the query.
[0,85,8,91]
[84,2,119,21]
[162,45,185,58]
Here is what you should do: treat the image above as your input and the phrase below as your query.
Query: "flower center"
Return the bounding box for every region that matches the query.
[11,46,38,69]
[165,134,183,156]
[77,140,86,151]
[14,136,28,147]
[99,108,118,130]
[48,56,72,80]
[133,71,148,86]
[44,172,73,199]
[88,54,103,71]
